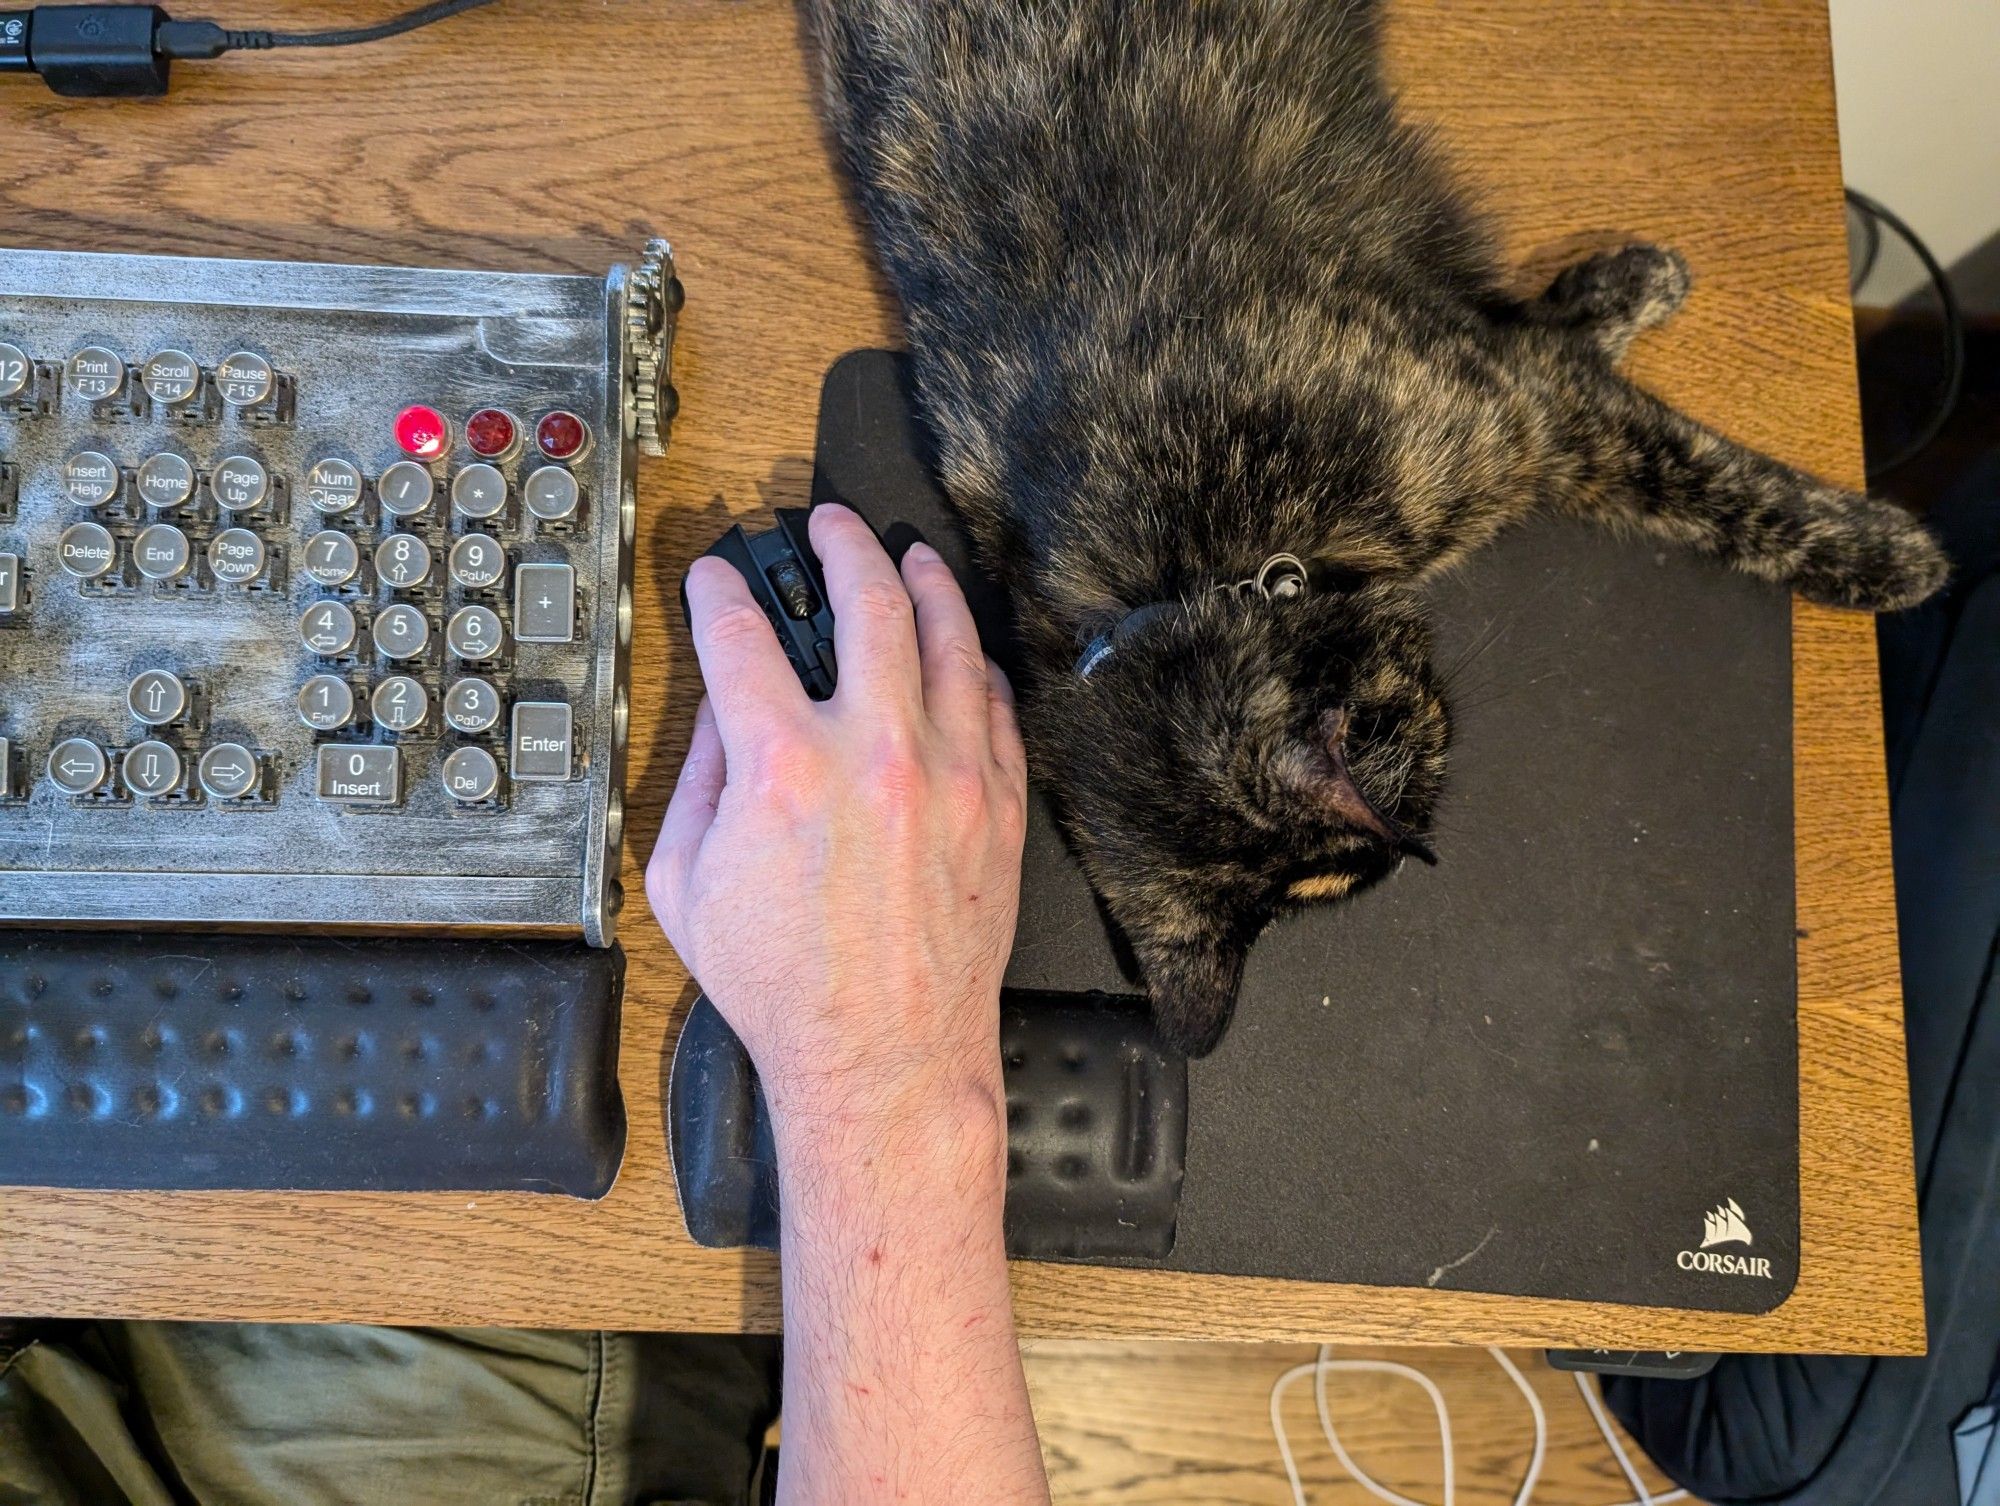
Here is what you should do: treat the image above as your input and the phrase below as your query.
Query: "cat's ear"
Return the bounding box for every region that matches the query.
[1132,927,1247,1057]
[1291,708,1439,863]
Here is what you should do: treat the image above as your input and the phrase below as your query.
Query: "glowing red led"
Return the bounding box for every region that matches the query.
[535,410,590,462]
[465,408,519,460]
[394,404,450,461]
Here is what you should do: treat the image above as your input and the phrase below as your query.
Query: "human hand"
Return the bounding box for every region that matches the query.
[646,504,1028,1148]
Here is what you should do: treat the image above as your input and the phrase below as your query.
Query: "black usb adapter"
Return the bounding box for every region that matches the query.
[0,0,496,96]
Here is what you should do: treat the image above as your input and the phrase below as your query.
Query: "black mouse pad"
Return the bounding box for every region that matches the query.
[812,350,1799,1311]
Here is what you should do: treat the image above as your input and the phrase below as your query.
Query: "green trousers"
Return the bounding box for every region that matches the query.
[0,1323,781,1506]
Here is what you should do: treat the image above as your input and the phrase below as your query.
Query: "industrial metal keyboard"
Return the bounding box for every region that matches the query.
[0,241,677,945]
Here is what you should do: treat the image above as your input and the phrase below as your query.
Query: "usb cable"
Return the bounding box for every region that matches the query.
[0,0,498,96]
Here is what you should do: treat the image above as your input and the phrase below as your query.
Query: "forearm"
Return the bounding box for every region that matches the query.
[771,1075,1050,1506]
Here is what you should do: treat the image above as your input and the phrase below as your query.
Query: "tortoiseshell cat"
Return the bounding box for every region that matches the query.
[805,0,1948,1054]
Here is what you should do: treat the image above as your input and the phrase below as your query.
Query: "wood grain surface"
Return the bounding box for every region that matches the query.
[1023,1344,1680,1505]
[0,0,1924,1352]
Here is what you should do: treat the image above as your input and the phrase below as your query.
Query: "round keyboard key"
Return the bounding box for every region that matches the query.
[198,742,260,801]
[215,351,275,407]
[465,407,519,461]
[62,450,121,508]
[206,527,265,586]
[65,345,125,404]
[297,674,356,731]
[140,350,202,407]
[446,604,503,662]
[394,404,450,460]
[444,676,501,735]
[300,529,361,588]
[211,454,270,512]
[523,466,581,523]
[442,745,501,803]
[371,675,429,733]
[535,410,591,462]
[0,341,33,400]
[448,533,506,590]
[56,521,117,579]
[127,669,188,726]
[135,452,196,510]
[450,463,508,520]
[47,737,109,796]
[299,599,358,656]
[376,460,435,518]
[374,532,432,590]
[303,457,365,515]
[121,740,182,799]
[371,602,429,660]
[132,524,191,582]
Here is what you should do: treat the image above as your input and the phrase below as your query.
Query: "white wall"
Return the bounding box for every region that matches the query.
[1831,0,2000,312]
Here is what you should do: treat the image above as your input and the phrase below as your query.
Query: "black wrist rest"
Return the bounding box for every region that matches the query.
[0,931,626,1198]
[668,990,1187,1261]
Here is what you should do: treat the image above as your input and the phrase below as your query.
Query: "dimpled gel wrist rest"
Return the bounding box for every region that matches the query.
[0,931,625,1196]
[670,992,1188,1261]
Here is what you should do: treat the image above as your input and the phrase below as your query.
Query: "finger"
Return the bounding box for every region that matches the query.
[808,503,922,709]
[684,554,810,758]
[901,540,991,747]
[646,698,726,938]
[985,658,1028,793]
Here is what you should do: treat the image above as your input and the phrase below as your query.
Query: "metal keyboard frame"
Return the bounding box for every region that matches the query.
[0,244,675,945]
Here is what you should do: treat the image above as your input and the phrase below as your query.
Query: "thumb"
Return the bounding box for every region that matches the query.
[646,697,726,942]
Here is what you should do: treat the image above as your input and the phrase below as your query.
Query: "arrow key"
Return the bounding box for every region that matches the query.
[47,738,109,797]
[127,670,188,727]
[198,743,261,802]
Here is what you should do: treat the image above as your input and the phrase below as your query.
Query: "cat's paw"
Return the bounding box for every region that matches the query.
[1536,244,1691,359]
[1792,492,1950,612]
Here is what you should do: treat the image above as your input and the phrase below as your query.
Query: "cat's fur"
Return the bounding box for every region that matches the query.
[805,0,1948,1055]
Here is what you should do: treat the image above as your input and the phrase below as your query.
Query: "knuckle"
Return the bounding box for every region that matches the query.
[864,732,927,803]
[940,758,989,825]
[991,779,1029,844]
[940,638,988,687]
[740,733,825,807]
[850,580,914,627]
[701,602,774,651]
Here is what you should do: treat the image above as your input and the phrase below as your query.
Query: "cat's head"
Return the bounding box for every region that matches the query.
[1030,582,1447,1055]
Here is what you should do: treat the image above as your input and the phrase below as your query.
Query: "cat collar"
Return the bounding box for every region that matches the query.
[1075,553,1310,678]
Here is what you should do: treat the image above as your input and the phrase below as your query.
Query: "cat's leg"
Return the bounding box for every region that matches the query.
[1554,370,1947,611]
[1530,245,1692,362]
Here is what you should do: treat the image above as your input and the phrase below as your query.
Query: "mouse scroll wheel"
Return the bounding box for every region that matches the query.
[766,558,818,620]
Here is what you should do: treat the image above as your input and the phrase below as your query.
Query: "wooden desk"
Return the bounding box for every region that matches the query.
[0,0,1924,1353]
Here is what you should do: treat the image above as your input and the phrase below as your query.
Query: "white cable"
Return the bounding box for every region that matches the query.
[1575,1370,1689,1506]
[1485,1347,1547,1506]
[1312,1348,1457,1506]
[1268,1347,1691,1506]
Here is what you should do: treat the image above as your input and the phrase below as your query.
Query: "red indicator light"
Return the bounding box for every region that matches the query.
[465,408,519,460]
[394,405,450,461]
[535,410,590,462]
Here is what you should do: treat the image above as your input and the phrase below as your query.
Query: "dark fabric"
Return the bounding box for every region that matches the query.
[0,1323,781,1506]
[1607,456,2000,1504]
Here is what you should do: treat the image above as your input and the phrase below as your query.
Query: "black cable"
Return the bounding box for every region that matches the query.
[4,1,503,91]
[1846,197,1882,295]
[1846,186,1965,482]
[227,0,500,51]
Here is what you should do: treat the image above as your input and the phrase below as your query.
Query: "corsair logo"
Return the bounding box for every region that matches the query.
[1677,1198,1773,1278]
[1700,1199,1753,1249]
